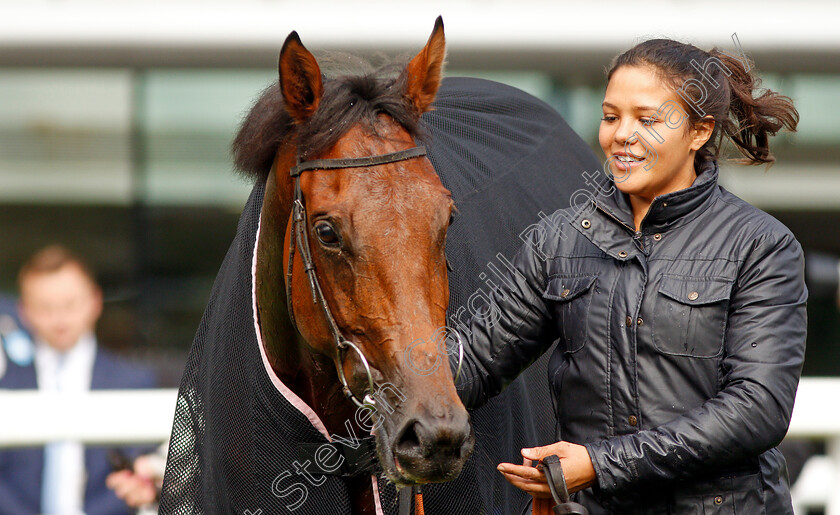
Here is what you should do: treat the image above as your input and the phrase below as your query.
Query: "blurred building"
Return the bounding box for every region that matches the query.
[0,0,838,381]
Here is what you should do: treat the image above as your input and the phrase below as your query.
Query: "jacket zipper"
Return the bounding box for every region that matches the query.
[594,203,645,252]
[632,231,644,252]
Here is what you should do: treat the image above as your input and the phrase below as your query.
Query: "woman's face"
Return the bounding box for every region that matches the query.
[599,64,712,202]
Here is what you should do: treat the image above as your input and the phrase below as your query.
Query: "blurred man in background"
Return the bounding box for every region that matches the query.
[0,245,157,515]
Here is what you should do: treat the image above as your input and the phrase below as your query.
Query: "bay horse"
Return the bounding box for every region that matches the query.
[235,17,472,513]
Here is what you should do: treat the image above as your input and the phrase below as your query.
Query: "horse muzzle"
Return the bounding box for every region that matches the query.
[384,405,475,485]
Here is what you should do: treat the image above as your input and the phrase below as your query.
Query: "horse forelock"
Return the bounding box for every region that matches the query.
[231,62,428,182]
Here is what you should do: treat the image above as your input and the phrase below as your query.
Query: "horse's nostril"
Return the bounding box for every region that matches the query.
[391,416,474,482]
[396,421,423,455]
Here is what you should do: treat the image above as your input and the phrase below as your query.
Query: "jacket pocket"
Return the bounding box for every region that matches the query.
[543,274,598,353]
[652,274,734,358]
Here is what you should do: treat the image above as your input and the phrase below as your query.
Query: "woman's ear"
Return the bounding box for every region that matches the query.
[690,115,715,151]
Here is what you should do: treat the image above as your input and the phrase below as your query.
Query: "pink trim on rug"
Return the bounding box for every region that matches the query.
[251,212,385,513]
[371,475,385,515]
[251,215,332,441]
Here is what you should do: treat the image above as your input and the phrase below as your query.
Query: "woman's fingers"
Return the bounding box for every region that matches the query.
[521,441,569,462]
[518,441,598,494]
[497,462,543,480]
[497,462,552,497]
[499,471,553,497]
[498,463,551,497]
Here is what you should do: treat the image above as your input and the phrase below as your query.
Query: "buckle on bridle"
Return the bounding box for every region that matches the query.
[293,199,305,221]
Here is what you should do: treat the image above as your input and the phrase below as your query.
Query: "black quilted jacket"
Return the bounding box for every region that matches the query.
[455,159,808,514]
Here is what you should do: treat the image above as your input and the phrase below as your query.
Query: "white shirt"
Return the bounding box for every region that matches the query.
[35,333,97,515]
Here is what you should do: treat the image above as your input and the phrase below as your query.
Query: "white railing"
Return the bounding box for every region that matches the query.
[0,388,178,446]
[0,380,838,512]
[786,378,840,515]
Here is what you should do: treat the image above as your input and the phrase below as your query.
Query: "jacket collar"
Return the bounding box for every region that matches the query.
[593,159,720,234]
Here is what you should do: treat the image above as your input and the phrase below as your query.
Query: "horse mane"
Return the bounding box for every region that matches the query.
[232,61,427,180]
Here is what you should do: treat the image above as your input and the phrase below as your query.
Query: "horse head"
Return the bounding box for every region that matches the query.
[253,17,474,487]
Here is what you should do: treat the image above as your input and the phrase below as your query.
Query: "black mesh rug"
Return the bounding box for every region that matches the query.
[160,76,601,514]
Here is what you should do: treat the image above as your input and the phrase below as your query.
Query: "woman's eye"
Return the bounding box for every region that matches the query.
[641,118,657,126]
[314,221,340,246]
[600,115,617,122]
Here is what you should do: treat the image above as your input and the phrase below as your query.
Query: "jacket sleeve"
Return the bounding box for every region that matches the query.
[585,231,808,494]
[451,218,561,410]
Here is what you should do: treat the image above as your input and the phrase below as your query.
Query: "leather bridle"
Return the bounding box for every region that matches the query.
[284,145,463,410]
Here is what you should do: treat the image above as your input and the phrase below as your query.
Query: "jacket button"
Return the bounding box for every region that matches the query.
[618,251,628,258]
[662,202,668,207]
[653,233,662,241]
[688,291,699,301]
[628,415,638,426]
[714,495,723,505]
[560,288,570,298]
[637,317,643,326]
[581,219,591,229]
[625,316,632,327]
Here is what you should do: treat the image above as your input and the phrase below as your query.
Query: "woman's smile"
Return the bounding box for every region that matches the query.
[611,151,646,171]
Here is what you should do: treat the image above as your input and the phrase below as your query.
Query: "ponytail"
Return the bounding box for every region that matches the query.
[708,49,798,165]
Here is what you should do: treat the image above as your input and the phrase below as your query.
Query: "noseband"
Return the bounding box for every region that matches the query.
[284,145,463,409]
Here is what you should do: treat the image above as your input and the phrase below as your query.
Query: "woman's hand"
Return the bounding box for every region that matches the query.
[496,441,597,501]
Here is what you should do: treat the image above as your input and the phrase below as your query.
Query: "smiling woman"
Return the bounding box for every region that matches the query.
[455,37,807,515]
[599,64,714,229]
[598,39,798,231]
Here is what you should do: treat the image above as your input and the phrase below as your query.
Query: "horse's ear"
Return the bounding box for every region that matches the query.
[402,16,446,114]
[278,31,324,124]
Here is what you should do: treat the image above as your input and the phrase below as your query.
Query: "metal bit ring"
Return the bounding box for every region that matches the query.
[336,338,377,409]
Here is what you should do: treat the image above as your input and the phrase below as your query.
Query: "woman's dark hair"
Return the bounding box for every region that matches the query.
[606,39,799,168]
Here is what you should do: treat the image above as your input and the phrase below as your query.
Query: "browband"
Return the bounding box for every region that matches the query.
[290,146,427,177]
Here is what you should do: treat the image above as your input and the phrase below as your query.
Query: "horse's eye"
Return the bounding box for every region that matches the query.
[448,212,456,226]
[314,221,340,246]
